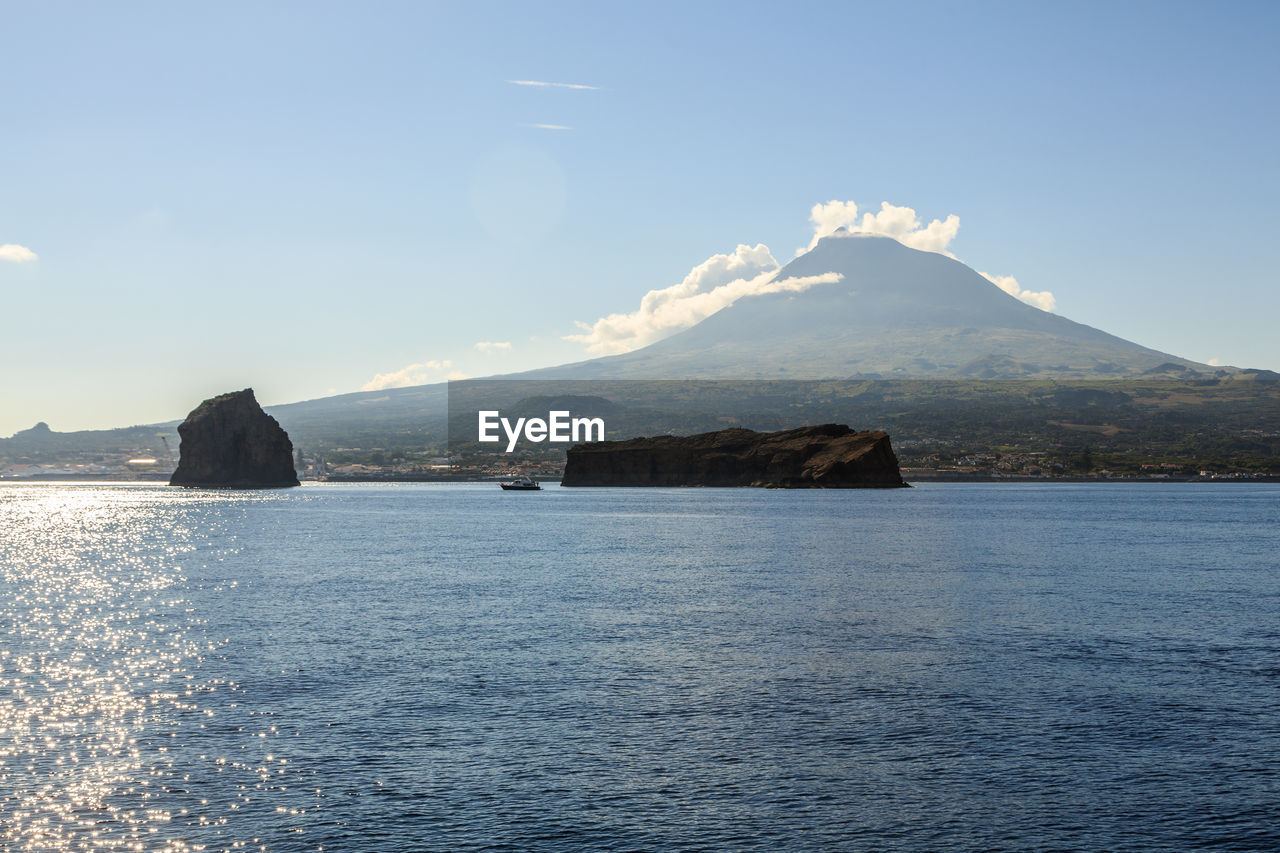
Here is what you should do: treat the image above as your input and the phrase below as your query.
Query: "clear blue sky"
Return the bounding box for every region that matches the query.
[2,0,1277,435]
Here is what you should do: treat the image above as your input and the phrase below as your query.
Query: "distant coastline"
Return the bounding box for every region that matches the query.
[7,471,1277,485]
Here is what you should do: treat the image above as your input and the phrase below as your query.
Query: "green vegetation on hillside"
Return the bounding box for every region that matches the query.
[4,378,1277,479]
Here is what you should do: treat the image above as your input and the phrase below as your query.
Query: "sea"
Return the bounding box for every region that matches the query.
[2,481,1278,852]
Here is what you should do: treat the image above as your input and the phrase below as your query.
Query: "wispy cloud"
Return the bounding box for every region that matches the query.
[566,243,844,354]
[508,79,600,90]
[523,123,572,131]
[0,243,38,263]
[362,359,465,391]
[979,271,1056,312]
[474,341,512,352]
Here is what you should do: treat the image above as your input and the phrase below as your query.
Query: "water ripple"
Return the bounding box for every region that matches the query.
[3,482,1280,851]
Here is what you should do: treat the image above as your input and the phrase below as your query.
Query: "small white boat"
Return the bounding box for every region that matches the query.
[499,475,541,491]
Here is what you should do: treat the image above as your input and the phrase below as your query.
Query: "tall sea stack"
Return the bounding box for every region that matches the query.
[169,389,300,488]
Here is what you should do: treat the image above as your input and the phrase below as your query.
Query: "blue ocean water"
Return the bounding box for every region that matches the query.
[2,482,1278,852]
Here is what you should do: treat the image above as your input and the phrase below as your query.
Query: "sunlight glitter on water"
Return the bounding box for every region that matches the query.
[0,485,312,852]
[6,481,1279,851]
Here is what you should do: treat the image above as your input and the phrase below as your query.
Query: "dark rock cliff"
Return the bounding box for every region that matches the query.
[561,424,907,488]
[169,389,300,488]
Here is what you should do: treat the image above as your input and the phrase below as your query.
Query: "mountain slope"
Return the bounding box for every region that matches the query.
[3,233,1227,455]
[530,234,1205,379]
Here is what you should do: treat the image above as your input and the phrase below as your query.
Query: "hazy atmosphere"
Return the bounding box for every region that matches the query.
[5,6,1280,849]
[3,0,1278,435]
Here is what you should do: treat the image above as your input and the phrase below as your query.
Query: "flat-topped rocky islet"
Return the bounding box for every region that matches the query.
[561,424,907,488]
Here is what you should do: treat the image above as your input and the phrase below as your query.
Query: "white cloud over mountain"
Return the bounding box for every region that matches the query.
[0,244,38,263]
[363,360,465,391]
[565,243,844,355]
[805,200,1053,311]
[474,341,512,352]
[805,200,959,255]
[979,271,1056,312]
[567,200,1056,356]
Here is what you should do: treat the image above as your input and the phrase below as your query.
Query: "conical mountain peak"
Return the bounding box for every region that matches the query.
[534,236,1208,380]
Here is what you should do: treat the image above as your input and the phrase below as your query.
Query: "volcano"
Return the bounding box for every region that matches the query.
[532,233,1207,380]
